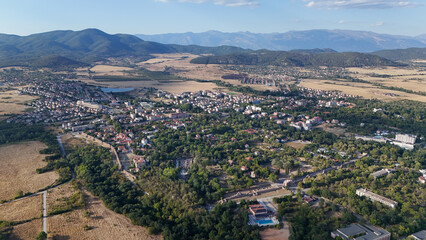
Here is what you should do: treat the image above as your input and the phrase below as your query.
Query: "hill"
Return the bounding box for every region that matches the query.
[0,29,248,67]
[372,48,426,61]
[137,29,426,52]
[190,50,401,68]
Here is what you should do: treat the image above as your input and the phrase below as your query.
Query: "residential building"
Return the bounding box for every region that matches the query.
[248,204,268,218]
[356,188,398,208]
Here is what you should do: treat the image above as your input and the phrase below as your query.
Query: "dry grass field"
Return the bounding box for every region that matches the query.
[284,141,311,149]
[139,53,231,81]
[0,90,37,115]
[9,219,42,240]
[0,141,59,201]
[299,78,426,102]
[48,190,161,240]
[90,65,133,76]
[0,194,42,222]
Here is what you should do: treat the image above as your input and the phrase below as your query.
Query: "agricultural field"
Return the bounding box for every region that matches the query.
[47,188,161,240]
[0,89,37,115]
[0,141,59,201]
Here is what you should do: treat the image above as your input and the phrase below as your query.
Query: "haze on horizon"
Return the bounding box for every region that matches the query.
[0,0,424,37]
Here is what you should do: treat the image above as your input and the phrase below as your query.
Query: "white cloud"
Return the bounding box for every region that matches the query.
[374,21,384,26]
[156,0,259,7]
[304,0,421,9]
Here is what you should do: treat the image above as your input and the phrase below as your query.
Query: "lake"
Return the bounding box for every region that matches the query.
[101,87,134,93]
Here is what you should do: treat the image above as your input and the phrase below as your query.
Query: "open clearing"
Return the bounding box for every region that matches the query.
[48,189,161,240]
[314,124,347,136]
[0,141,59,201]
[260,224,290,240]
[0,194,42,221]
[284,140,311,149]
[0,90,37,115]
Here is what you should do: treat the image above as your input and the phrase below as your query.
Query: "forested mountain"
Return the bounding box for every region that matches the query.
[0,29,248,67]
[137,30,426,52]
[190,50,402,68]
[372,47,426,61]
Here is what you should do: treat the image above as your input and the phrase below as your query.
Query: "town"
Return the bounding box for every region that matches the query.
[1,66,425,240]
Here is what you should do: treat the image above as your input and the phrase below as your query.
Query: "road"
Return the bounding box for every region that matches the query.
[57,134,67,157]
[42,191,47,233]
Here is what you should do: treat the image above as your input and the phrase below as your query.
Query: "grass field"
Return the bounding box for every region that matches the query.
[48,189,161,240]
[0,195,42,222]
[0,141,59,201]
[0,90,37,115]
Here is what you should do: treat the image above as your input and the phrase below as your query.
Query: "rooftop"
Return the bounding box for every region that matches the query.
[411,230,426,240]
[332,224,390,240]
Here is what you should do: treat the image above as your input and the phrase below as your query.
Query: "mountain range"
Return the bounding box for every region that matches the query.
[0,28,247,67]
[0,28,425,68]
[190,50,401,68]
[137,30,426,53]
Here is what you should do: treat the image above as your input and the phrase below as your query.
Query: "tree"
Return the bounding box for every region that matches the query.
[269,173,278,182]
[35,231,47,240]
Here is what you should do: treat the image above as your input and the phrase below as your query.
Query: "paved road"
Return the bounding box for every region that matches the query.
[42,191,47,233]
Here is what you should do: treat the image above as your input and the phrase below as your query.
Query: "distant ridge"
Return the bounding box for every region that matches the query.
[0,28,248,67]
[190,50,402,68]
[137,29,426,53]
[372,47,426,61]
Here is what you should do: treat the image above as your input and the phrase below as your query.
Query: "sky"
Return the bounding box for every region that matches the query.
[0,0,424,36]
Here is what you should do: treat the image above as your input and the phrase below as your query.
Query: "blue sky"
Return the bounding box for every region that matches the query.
[0,0,424,36]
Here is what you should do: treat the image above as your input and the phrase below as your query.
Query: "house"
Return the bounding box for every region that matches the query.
[419,176,426,184]
[249,204,268,218]
[241,166,249,171]
[133,157,147,170]
[302,195,317,204]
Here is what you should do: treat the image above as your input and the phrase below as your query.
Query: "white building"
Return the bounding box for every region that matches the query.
[356,188,398,208]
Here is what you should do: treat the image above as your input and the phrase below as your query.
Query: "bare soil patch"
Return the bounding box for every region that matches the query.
[0,141,59,201]
[260,223,290,240]
[0,195,42,222]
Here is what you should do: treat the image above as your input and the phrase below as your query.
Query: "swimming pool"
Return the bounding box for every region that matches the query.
[256,219,274,225]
